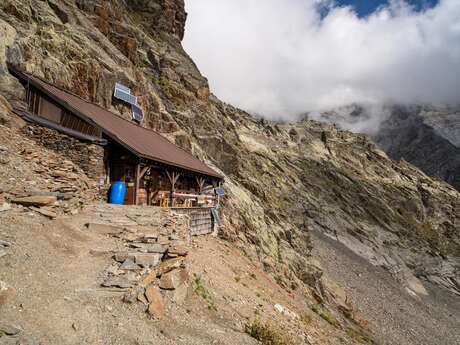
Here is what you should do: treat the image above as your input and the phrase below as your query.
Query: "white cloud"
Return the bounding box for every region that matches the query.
[183,0,460,120]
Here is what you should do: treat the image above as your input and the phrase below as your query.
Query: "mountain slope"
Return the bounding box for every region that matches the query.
[0,2,459,344]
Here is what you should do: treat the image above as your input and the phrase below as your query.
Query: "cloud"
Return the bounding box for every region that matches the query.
[183,0,460,121]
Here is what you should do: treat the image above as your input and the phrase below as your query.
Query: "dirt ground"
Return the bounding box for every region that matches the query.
[4,203,457,345]
[0,205,355,345]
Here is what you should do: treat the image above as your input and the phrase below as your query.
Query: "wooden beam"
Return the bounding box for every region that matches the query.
[135,163,141,205]
[139,166,150,179]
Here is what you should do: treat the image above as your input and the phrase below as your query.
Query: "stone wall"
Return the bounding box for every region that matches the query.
[22,123,105,182]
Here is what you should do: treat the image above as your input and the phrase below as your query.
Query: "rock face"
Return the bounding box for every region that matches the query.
[373,105,460,192]
[0,0,459,298]
[311,104,460,192]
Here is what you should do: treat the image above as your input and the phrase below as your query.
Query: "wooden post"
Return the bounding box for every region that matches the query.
[135,163,141,205]
[166,170,181,207]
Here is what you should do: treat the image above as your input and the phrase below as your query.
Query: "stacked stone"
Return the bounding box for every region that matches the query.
[5,142,102,216]
[23,124,105,180]
[82,205,191,319]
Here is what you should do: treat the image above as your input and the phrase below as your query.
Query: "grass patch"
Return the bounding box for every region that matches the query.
[192,274,217,311]
[319,312,340,328]
[312,306,340,328]
[346,327,373,344]
[245,318,299,345]
[300,313,312,327]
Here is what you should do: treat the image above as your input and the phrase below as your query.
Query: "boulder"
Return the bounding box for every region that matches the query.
[12,195,57,207]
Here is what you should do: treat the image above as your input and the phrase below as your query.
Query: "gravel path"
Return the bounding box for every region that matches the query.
[312,230,460,345]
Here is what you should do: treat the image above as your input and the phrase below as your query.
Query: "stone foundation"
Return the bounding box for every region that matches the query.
[22,123,105,182]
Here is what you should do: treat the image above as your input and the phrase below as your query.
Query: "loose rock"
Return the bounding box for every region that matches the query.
[159,269,188,290]
[140,257,186,288]
[0,323,22,336]
[11,195,57,206]
[145,286,165,319]
[167,245,188,257]
[0,240,13,247]
[134,253,162,268]
[0,203,11,212]
[30,206,57,219]
[120,259,141,271]
[101,276,133,289]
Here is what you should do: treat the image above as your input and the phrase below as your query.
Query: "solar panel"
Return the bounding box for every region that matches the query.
[215,187,225,196]
[211,208,221,226]
[114,82,131,94]
[131,104,144,122]
[114,88,137,105]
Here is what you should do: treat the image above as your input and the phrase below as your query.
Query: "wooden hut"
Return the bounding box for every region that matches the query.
[9,67,224,208]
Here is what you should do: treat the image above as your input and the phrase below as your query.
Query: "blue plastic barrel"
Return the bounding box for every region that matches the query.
[109,182,126,205]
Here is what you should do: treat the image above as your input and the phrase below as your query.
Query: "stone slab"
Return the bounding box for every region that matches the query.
[101,276,134,289]
[145,286,165,319]
[12,195,57,206]
[134,253,162,268]
[159,269,188,290]
[140,257,186,288]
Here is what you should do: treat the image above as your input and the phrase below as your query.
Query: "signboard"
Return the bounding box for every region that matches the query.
[215,187,225,196]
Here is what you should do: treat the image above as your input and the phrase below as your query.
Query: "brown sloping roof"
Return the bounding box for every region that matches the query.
[13,69,223,179]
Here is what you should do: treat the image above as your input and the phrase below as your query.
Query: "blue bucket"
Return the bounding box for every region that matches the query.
[109,181,126,205]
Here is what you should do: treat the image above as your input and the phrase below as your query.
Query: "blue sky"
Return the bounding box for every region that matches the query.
[335,0,439,16]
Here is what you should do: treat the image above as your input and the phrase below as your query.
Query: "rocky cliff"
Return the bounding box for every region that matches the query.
[311,104,460,192]
[374,105,460,192]
[0,0,459,305]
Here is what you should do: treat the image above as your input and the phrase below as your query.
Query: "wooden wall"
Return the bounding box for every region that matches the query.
[27,87,102,138]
